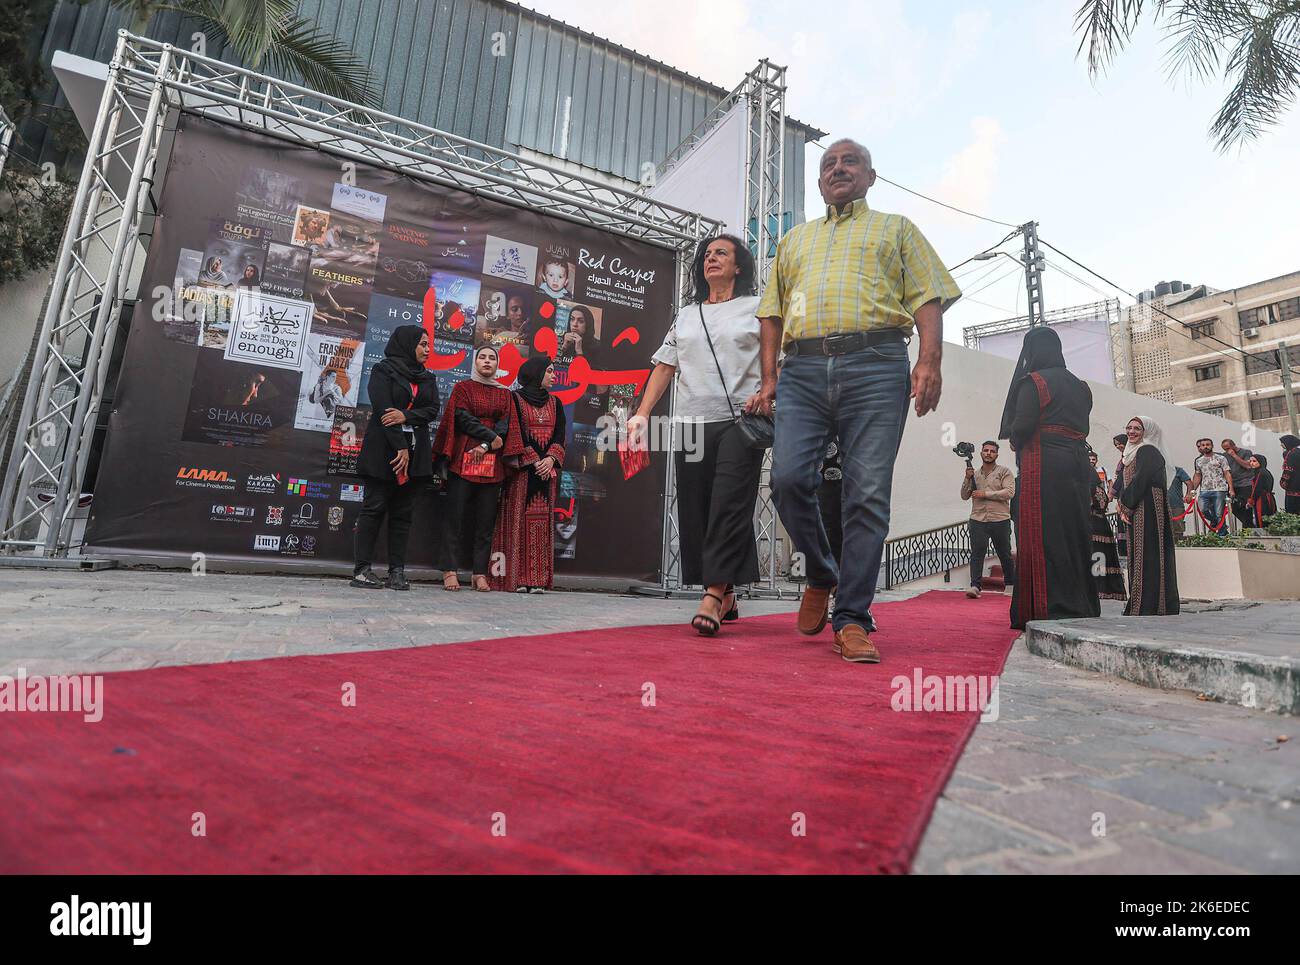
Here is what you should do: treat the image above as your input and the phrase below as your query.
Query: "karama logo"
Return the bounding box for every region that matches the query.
[244,472,282,494]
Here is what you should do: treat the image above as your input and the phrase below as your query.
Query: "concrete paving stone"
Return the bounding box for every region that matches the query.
[1126,727,1250,759]
[1180,753,1300,799]
[911,797,1072,873]
[1067,766,1258,820]
[945,772,1005,792]
[1035,734,1185,774]
[1151,802,1300,873]
[947,778,1187,849]
[996,836,1247,875]
[957,746,1092,786]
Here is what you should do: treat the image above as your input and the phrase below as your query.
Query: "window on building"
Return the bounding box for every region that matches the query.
[1189,319,1216,339]
[1239,298,1300,329]
[1194,364,1221,381]
[1245,350,1279,375]
[1249,396,1289,421]
[1197,405,1228,418]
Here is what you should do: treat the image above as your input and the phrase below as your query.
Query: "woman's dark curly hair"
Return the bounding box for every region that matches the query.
[690,233,756,303]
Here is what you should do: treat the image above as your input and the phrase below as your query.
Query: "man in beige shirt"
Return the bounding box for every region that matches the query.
[960,440,1016,599]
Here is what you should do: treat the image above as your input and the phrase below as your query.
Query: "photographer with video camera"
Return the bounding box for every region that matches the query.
[959,440,1016,599]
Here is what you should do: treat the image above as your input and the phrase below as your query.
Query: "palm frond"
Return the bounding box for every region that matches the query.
[252,14,381,108]
[1074,0,1150,74]
[1209,5,1300,151]
[144,0,380,108]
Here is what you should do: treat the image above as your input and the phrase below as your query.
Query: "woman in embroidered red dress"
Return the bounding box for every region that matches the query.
[999,327,1100,630]
[491,355,566,592]
[432,345,522,591]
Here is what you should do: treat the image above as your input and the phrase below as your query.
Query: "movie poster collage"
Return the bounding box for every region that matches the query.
[158,153,657,563]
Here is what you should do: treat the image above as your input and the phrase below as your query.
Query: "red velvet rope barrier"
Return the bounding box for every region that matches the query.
[1169,495,1230,529]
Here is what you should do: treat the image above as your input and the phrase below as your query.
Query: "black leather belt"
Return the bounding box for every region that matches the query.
[785,329,906,357]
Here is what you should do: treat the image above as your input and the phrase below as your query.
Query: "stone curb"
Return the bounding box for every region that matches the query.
[1023,623,1299,716]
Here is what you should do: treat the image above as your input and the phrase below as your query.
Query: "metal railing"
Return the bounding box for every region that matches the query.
[882,520,971,590]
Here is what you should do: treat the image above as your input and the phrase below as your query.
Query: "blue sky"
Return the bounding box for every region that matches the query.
[527,0,1300,342]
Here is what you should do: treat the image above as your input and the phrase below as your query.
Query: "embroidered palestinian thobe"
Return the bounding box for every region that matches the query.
[1119,445,1180,616]
[1089,479,1127,601]
[490,393,567,591]
[1002,330,1100,630]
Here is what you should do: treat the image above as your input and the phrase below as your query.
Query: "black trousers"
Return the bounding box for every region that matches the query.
[439,473,501,574]
[969,518,1016,589]
[353,476,419,573]
[675,421,763,587]
[1231,494,1254,528]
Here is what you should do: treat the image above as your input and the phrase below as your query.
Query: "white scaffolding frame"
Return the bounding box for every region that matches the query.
[0,32,721,559]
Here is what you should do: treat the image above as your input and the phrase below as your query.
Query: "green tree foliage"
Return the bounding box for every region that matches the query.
[1075,0,1300,152]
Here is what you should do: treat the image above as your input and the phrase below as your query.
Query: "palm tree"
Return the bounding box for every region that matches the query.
[1075,0,1300,152]
[114,0,379,106]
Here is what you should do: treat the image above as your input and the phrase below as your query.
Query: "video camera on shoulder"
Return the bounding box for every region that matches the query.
[953,441,975,468]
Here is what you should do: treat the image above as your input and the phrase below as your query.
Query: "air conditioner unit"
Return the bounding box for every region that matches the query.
[1242,327,1259,338]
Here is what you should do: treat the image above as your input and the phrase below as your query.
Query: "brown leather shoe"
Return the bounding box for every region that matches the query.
[797,585,834,635]
[832,625,881,663]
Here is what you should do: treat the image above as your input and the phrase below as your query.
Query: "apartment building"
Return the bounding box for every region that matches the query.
[1113,273,1300,435]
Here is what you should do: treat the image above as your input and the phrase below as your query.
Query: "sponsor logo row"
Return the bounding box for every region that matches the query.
[177,467,364,502]
[211,503,350,531]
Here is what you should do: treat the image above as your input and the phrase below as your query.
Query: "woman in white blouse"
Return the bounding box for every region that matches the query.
[630,234,769,635]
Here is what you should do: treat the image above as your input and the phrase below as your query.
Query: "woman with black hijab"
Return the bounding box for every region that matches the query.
[1118,415,1179,616]
[1280,435,1300,514]
[999,327,1100,629]
[351,325,440,590]
[1246,454,1278,527]
[491,355,566,592]
[432,344,522,591]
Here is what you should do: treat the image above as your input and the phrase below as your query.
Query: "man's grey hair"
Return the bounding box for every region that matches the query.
[825,138,873,170]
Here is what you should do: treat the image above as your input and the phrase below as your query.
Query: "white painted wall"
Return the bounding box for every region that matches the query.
[889,340,1288,539]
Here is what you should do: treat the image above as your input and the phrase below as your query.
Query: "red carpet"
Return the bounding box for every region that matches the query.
[0,590,1017,874]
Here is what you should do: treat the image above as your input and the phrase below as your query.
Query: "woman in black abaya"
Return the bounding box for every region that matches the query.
[1000,327,1100,630]
[1118,415,1180,616]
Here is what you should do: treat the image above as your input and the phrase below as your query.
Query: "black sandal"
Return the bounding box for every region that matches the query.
[721,585,739,622]
[691,592,725,636]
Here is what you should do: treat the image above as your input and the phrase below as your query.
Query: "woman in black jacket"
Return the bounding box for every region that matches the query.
[351,325,440,590]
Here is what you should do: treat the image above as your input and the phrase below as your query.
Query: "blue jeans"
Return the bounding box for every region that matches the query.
[771,341,911,632]
[1198,489,1228,535]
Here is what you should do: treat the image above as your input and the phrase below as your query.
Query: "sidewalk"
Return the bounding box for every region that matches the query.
[1024,600,1300,715]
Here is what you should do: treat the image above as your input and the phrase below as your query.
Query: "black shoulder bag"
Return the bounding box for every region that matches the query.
[697,303,774,450]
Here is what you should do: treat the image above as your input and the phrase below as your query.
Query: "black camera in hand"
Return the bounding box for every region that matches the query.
[953,441,975,469]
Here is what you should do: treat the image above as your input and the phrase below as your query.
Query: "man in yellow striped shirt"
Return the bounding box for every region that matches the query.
[750,138,961,663]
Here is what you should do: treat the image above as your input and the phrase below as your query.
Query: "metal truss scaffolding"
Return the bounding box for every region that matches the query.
[0,32,720,558]
[656,59,787,594]
[963,298,1122,349]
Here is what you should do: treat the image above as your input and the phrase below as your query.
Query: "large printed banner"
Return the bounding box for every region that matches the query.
[85,115,676,578]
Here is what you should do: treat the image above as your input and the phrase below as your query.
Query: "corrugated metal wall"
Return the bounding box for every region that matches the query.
[31,0,813,222]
